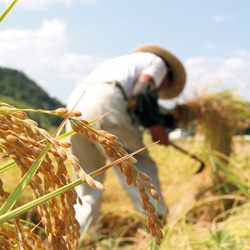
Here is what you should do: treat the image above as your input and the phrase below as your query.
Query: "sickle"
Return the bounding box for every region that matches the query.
[169,141,205,174]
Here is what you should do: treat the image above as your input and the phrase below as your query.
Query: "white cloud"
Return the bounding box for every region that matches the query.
[183,54,250,101]
[212,15,236,22]
[0,0,96,10]
[0,18,107,103]
[224,58,245,69]
[212,15,226,22]
[0,19,68,74]
[0,0,71,10]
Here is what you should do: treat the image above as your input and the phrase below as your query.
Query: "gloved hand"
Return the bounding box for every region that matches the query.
[150,124,169,146]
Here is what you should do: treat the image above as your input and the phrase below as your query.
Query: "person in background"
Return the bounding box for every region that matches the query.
[66,44,186,231]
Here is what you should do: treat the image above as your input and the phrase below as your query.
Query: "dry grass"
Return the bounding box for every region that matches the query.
[94,136,250,249]
[80,88,250,249]
[173,89,250,157]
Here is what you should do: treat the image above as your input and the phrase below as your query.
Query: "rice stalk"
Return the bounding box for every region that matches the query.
[209,151,250,200]
[0,0,19,24]
[69,117,164,246]
[0,104,84,249]
[162,196,250,249]
[0,160,15,174]
[174,89,250,157]
[0,143,51,215]
[0,103,164,248]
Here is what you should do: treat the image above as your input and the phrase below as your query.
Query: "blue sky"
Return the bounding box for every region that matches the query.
[0,0,250,104]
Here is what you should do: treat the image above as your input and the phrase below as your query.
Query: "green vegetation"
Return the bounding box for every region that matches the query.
[0,67,64,129]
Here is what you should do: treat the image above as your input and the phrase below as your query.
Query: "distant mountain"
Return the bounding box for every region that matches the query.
[0,67,65,129]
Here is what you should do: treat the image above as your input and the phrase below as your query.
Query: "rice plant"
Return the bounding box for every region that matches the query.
[0,102,165,249]
[173,88,250,157]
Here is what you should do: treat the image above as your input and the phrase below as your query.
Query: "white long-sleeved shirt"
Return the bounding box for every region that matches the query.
[83,52,167,98]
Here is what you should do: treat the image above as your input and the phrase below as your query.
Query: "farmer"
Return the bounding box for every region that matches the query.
[66,44,186,230]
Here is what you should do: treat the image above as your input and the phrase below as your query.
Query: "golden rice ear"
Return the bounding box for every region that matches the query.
[0,105,84,249]
[68,116,164,245]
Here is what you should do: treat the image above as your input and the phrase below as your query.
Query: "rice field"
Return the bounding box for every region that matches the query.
[2,136,250,249]
[3,137,249,250]
[0,88,250,249]
[79,89,250,249]
[95,136,250,250]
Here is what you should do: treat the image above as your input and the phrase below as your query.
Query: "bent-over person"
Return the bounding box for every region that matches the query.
[66,44,186,231]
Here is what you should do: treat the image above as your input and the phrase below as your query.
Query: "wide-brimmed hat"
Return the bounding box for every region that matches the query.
[134,44,186,99]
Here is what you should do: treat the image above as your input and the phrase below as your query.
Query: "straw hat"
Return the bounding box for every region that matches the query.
[134,44,186,99]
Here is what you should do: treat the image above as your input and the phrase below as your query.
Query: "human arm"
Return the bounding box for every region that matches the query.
[131,74,170,146]
[131,74,164,127]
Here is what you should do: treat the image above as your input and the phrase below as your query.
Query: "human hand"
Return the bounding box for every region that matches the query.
[150,124,169,146]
